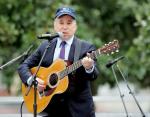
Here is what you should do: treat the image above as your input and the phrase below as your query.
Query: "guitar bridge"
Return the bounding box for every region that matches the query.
[38,85,56,97]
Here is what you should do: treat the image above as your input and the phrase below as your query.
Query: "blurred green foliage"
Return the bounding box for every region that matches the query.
[0,0,149,95]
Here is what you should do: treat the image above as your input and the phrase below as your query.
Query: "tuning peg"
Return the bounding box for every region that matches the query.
[109,42,112,44]
[105,44,108,46]
[116,50,119,52]
[111,52,114,54]
[114,40,118,42]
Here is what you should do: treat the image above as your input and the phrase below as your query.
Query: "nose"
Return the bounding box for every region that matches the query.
[62,24,68,30]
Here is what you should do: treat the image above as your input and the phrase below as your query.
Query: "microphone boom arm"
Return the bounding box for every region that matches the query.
[0,45,33,70]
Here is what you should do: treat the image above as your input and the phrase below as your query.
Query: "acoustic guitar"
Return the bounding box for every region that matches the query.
[22,40,119,113]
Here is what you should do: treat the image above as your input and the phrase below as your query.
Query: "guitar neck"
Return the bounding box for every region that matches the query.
[59,49,100,79]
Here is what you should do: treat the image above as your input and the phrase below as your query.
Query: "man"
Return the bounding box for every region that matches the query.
[18,6,99,117]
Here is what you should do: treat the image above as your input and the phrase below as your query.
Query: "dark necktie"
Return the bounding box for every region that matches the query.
[59,41,66,59]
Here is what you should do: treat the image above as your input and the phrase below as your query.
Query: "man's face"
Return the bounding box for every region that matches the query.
[54,15,77,40]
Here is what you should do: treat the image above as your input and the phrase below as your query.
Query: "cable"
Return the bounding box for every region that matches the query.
[20,101,24,117]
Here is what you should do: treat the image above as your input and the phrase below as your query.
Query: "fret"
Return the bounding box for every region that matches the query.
[92,51,96,59]
[59,60,82,79]
[95,50,100,58]
[97,50,100,57]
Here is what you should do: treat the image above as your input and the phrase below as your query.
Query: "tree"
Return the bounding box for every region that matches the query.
[0,0,149,95]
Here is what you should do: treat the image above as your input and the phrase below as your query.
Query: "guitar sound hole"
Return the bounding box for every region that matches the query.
[49,73,58,86]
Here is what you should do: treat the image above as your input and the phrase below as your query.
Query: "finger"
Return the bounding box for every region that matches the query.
[86,53,90,58]
[89,58,94,63]
[36,78,44,85]
[38,84,46,91]
[38,83,45,87]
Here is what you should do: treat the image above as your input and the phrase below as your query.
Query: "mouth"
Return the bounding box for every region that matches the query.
[62,32,68,35]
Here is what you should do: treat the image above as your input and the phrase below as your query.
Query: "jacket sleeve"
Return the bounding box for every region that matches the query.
[76,40,99,81]
[17,41,47,84]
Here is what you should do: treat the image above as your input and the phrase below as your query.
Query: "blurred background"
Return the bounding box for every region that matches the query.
[0,0,149,116]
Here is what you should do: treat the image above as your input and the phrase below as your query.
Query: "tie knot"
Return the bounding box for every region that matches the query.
[60,41,66,47]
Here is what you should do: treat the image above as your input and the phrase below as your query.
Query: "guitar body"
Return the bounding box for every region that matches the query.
[22,59,69,113]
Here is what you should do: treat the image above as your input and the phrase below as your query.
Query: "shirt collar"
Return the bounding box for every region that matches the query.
[57,35,74,47]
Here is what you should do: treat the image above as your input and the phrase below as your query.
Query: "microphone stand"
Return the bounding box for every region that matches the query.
[0,45,33,70]
[25,41,51,117]
[116,64,146,117]
[111,65,129,117]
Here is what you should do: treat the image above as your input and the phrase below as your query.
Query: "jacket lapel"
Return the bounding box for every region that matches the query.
[47,39,57,64]
[68,37,77,62]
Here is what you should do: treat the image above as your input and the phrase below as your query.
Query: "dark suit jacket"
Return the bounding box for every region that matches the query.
[18,37,99,117]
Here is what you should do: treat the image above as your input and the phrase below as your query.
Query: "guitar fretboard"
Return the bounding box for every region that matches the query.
[58,49,100,79]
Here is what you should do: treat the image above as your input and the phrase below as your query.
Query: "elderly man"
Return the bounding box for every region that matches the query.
[18,6,99,117]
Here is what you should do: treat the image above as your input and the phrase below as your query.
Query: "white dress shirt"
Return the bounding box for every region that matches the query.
[53,36,74,61]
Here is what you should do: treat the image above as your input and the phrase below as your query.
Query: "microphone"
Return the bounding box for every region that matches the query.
[37,32,63,40]
[106,56,125,68]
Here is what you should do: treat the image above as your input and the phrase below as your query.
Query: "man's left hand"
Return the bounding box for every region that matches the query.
[81,53,94,70]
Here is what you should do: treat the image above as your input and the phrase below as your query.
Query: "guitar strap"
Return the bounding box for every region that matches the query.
[73,38,82,62]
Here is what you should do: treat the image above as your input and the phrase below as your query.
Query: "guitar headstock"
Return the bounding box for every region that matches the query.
[99,40,119,55]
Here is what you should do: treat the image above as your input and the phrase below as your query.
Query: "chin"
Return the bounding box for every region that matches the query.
[62,35,71,40]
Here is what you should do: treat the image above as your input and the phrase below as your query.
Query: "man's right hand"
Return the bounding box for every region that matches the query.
[27,76,46,92]
[36,77,46,92]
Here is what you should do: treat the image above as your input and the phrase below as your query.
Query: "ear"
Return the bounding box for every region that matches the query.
[54,19,59,32]
[74,21,77,31]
